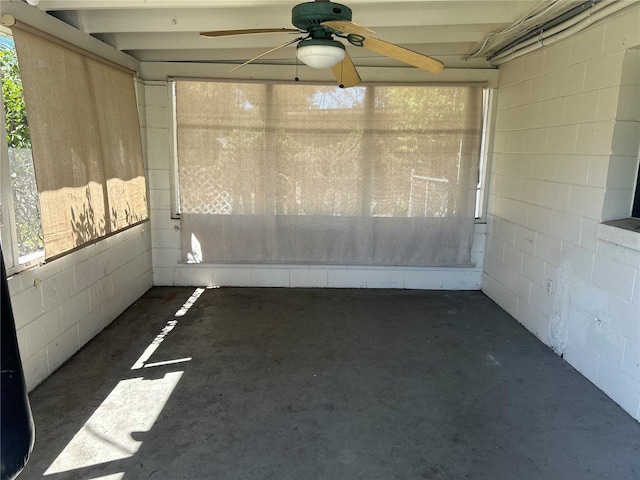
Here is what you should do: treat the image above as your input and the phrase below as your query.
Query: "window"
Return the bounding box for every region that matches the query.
[1,30,44,272]
[632,164,640,219]
[8,26,148,261]
[175,80,484,266]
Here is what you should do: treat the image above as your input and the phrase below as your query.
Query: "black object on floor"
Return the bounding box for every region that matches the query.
[1,247,35,480]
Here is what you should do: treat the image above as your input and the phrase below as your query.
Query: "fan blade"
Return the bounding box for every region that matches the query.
[331,51,361,88]
[200,28,303,38]
[231,37,303,72]
[322,20,443,73]
[321,20,375,36]
[359,37,444,73]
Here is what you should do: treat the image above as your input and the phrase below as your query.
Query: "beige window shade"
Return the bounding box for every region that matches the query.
[12,28,147,259]
[87,60,147,231]
[176,81,482,266]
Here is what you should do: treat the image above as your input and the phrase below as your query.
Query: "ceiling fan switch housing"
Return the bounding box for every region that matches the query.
[292,1,352,30]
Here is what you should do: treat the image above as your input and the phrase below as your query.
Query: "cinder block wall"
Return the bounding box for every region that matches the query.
[8,225,152,391]
[483,6,640,420]
[8,81,153,392]
[145,81,486,289]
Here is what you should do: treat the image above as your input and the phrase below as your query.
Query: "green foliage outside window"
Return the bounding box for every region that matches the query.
[1,42,43,258]
[1,48,30,148]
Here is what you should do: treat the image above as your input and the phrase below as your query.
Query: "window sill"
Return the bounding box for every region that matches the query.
[596,218,640,252]
[6,249,44,276]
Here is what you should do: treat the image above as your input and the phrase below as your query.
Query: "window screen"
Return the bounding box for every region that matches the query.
[176,81,483,266]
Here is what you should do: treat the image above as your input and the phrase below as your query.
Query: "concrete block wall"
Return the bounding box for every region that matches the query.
[144,81,486,289]
[483,6,640,420]
[8,224,152,391]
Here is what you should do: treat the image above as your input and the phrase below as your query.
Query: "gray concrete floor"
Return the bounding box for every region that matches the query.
[18,287,640,480]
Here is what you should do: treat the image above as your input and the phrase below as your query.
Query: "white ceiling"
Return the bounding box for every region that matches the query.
[28,0,553,71]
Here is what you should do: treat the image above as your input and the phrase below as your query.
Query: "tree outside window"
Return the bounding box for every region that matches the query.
[1,35,43,262]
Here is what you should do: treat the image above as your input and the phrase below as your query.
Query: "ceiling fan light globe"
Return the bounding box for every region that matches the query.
[297,44,345,69]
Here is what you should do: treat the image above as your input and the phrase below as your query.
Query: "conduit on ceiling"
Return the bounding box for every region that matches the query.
[487,0,603,60]
[465,0,636,66]
[465,0,591,59]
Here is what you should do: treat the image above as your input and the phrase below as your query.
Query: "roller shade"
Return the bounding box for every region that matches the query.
[12,27,147,259]
[176,81,482,266]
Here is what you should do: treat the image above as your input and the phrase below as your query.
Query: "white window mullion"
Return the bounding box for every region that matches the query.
[475,88,494,221]
[0,91,19,270]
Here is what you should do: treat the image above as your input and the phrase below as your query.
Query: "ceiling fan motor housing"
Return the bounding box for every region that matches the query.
[291,1,352,30]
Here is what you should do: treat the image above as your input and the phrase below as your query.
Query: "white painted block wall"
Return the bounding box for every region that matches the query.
[8,224,152,391]
[483,6,640,420]
[8,80,154,392]
[144,80,486,289]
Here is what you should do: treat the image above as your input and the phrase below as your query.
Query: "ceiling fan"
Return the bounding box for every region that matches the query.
[200,0,444,88]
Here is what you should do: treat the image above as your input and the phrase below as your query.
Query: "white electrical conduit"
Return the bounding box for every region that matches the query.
[466,0,587,59]
[491,0,616,60]
[491,0,633,65]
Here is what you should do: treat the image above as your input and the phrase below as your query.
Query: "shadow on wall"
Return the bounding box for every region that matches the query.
[70,187,106,246]
[70,187,148,248]
[110,196,147,232]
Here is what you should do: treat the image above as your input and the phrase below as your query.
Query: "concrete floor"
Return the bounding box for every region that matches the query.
[18,287,640,480]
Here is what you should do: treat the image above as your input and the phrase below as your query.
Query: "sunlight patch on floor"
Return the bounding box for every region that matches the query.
[44,371,183,476]
[131,287,205,369]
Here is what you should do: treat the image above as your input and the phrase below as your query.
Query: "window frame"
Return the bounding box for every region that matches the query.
[632,163,640,219]
[475,87,494,222]
[0,90,18,270]
[0,28,44,274]
[0,109,45,275]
